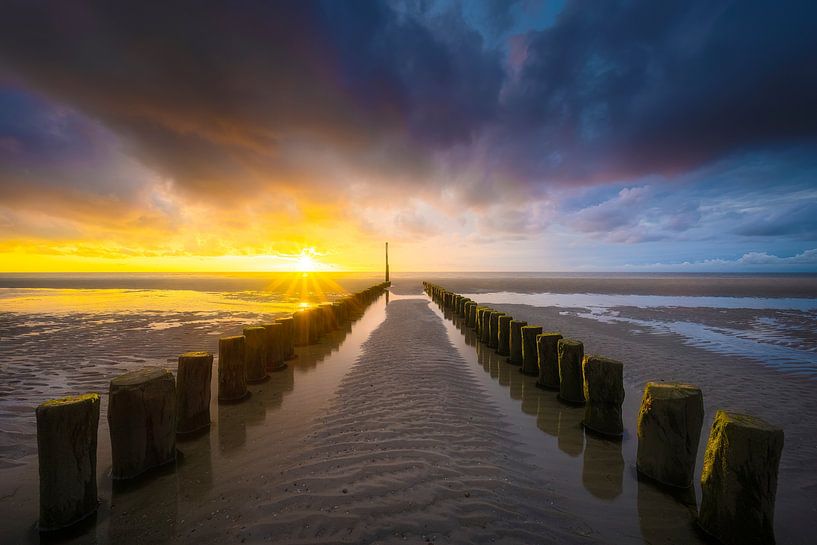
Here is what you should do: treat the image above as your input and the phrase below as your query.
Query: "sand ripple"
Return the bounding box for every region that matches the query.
[241,299,596,544]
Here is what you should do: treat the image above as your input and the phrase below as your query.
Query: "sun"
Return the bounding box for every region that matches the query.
[294,249,321,272]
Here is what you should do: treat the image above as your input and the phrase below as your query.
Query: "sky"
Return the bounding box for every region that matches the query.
[1,0,816,272]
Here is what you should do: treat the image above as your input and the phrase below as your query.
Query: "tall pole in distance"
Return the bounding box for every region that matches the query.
[385,242,390,283]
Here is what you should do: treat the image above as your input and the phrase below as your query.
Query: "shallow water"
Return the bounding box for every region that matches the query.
[430,301,703,545]
[464,291,817,378]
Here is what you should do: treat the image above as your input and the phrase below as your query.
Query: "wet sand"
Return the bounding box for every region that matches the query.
[0,278,814,543]
[415,280,816,545]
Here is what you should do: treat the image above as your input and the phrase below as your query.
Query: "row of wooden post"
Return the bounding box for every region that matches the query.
[34,282,390,532]
[423,282,784,545]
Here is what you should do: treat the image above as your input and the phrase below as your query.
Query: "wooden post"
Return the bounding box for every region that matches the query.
[176,351,213,435]
[218,335,248,402]
[508,320,528,365]
[36,393,100,531]
[521,325,543,376]
[243,326,269,383]
[108,367,176,480]
[557,339,585,404]
[487,311,504,349]
[636,382,704,487]
[275,315,296,359]
[535,332,563,390]
[497,315,513,356]
[698,411,784,545]
[263,323,286,371]
[582,355,625,437]
[292,309,311,347]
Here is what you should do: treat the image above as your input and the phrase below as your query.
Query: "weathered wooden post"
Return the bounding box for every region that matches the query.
[488,311,504,349]
[521,325,543,376]
[480,309,492,343]
[535,332,563,389]
[466,303,477,329]
[176,351,213,435]
[275,315,296,359]
[636,382,704,487]
[319,302,338,332]
[582,355,625,437]
[108,367,176,480]
[474,307,485,335]
[557,339,585,404]
[308,307,322,343]
[698,411,784,545]
[508,320,527,365]
[292,309,311,347]
[218,335,247,402]
[36,393,100,531]
[263,323,286,371]
[243,326,269,383]
[497,315,512,356]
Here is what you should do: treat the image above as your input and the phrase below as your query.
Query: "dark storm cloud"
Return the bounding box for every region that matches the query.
[0,0,815,234]
[0,0,503,202]
[499,0,817,182]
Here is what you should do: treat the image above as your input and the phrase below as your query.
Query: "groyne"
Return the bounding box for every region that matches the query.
[34,282,390,533]
[423,281,784,545]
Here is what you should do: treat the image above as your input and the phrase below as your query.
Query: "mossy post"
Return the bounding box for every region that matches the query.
[557,339,585,404]
[508,320,527,365]
[497,315,512,356]
[467,303,477,329]
[263,323,286,371]
[176,351,213,435]
[582,355,625,437]
[698,411,784,545]
[488,311,504,349]
[636,382,704,487]
[36,393,100,532]
[108,367,176,480]
[536,332,563,389]
[474,307,484,336]
[521,325,543,376]
[465,302,477,328]
[480,309,492,343]
[243,326,269,383]
[218,335,247,402]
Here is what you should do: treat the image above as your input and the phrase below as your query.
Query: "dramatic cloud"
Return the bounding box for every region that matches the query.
[0,0,815,270]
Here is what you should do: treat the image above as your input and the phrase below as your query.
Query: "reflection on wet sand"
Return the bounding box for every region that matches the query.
[637,474,699,543]
[583,434,624,500]
[444,301,706,543]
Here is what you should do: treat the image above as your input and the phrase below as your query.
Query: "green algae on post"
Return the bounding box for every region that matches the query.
[508,320,527,365]
[636,382,704,488]
[698,410,784,545]
[521,325,543,376]
[582,355,625,437]
[536,332,563,390]
[557,338,585,404]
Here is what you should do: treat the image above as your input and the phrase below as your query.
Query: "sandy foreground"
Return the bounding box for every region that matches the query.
[0,279,813,543]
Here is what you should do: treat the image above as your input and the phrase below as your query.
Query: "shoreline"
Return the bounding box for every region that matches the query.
[0,279,813,543]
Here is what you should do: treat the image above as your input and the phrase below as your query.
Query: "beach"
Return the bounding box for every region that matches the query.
[0,273,815,543]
